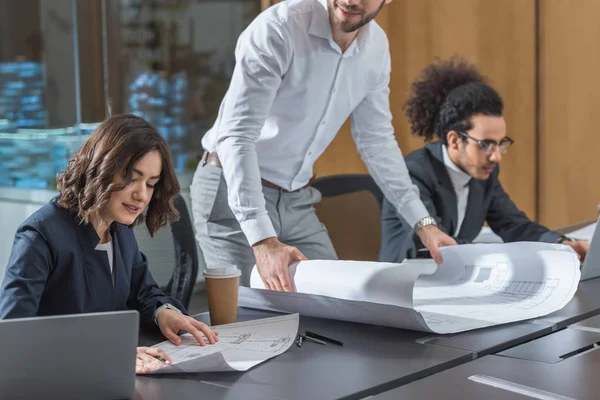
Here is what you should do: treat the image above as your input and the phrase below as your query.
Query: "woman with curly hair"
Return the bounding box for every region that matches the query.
[379,58,589,263]
[0,114,217,373]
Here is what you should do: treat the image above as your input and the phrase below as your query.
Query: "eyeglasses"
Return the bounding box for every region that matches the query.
[457,131,514,154]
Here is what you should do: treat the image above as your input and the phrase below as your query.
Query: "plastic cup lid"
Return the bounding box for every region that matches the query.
[202,265,241,279]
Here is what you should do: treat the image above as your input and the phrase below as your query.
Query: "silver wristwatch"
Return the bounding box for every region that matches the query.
[414,216,438,233]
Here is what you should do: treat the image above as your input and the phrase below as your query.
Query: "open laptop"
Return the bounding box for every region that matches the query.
[0,310,139,400]
[579,217,600,281]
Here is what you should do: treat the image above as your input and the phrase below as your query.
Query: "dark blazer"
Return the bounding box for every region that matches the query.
[379,141,561,263]
[0,197,184,328]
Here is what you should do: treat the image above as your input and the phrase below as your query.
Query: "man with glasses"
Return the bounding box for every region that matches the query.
[379,58,589,262]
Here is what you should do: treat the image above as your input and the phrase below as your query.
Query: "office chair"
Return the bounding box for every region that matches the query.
[311,174,384,261]
[133,194,199,309]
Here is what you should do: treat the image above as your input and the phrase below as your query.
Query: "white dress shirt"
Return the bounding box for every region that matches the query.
[95,238,114,286]
[442,145,472,236]
[201,0,429,245]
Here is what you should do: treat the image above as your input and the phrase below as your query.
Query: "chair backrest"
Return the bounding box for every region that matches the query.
[133,194,198,309]
[312,174,384,261]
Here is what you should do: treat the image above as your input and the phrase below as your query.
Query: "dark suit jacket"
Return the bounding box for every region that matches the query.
[379,141,561,263]
[0,197,184,328]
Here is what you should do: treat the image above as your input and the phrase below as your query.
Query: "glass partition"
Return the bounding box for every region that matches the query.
[0,0,263,190]
[104,0,261,182]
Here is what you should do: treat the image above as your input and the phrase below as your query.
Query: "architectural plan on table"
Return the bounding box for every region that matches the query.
[145,314,298,374]
[239,243,580,334]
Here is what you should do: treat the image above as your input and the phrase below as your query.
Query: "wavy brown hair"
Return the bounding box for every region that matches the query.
[57,114,180,236]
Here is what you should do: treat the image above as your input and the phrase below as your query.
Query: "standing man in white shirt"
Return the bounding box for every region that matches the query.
[190,0,456,291]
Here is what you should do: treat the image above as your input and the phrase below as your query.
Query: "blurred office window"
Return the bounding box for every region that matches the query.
[0,0,101,190]
[0,0,261,190]
[104,0,261,183]
[0,0,86,274]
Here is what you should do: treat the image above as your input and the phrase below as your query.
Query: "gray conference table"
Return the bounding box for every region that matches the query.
[134,277,600,400]
[537,276,600,329]
[421,277,600,356]
[374,322,600,400]
[574,313,600,330]
[418,319,553,357]
[373,351,600,400]
[135,308,473,400]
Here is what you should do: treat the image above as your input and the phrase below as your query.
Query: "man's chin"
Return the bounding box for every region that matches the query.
[469,169,489,180]
[334,19,361,33]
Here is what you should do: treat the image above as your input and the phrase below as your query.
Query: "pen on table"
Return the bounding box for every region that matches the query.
[305,330,344,346]
[299,333,326,345]
[296,334,303,348]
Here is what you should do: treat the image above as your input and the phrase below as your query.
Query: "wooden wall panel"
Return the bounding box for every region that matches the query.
[539,0,600,227]
[262,0,274,10]
[266,1,537,220]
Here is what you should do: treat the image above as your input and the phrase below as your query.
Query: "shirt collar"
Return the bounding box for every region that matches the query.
[442,144,472,188]
[356,23,370,51]
[310,0,332,40]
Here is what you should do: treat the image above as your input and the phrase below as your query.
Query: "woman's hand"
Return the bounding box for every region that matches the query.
[136,346,172,374]
[156,309,218,346]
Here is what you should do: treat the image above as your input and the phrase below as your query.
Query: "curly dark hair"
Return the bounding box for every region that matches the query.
[404,57,504,143]
[56,114,180,236]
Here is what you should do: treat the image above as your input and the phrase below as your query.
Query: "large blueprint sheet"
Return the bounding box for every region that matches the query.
[239,243,580,334]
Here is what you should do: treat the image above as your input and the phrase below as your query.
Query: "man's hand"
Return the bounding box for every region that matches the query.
[136,346,171,374]
[253,237,307,292]
[416,225,457,264]
[157,309,219,346]
[563,240,590,261]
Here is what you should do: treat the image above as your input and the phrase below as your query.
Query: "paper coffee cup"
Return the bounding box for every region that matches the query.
[203,265,241,326]
[203,265,241,279]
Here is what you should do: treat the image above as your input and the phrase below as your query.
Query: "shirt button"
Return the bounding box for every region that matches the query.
[321,121,326,125]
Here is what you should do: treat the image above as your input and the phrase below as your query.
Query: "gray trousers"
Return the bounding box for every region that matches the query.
[190,162,338,286]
